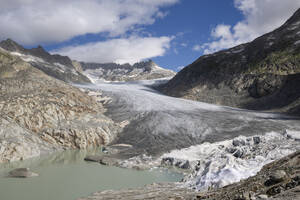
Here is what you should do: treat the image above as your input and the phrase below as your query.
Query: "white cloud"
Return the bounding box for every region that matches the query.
[203,0,300,54]
[52,36,173,64]
[193,45,201,51]
[0,0,178,45]
[180,43,188,47]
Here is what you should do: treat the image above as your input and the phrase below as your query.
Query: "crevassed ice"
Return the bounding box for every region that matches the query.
[161,131,300,191]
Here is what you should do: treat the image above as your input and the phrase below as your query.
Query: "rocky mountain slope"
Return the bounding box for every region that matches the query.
[81,60,176,82]
[159,8,300,115]
[0,48,122,163]
[0,39,90,84]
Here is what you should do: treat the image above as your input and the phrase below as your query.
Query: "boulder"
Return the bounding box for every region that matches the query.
[84,155,103,162]
[8,168,38,178]
[161,157,175,166]
[253,137,261,145]
[233,149,244,158]
[233,139,246,147]
[265,170,287,186]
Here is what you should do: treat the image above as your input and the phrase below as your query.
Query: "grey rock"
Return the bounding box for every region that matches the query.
[175,160,190,170]
[233,149,244,158]
[227,147,238,154]
[253,137,261,145]
[161,157,191,170]
[161,157,175,166]
[8,168,38,178]
[256,194,269,199]
[84,155,103,162]
[233,139,246,146]
[265,170,287,186]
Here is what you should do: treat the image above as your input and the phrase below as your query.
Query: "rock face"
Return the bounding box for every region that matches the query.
[81,60,176,82]
[0,39,90,83]
[0,49,121,163]
[159,8,300,115]
[0,117,54,163]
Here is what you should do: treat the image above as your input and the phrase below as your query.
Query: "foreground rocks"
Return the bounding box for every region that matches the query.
[78,182,197,200]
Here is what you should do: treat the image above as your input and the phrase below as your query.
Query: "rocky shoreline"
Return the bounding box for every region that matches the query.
[79,130,300,199]
[79,151,300,200]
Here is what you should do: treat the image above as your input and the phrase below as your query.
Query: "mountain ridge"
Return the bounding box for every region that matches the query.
[81,60,176,82]
[0,39,175,83]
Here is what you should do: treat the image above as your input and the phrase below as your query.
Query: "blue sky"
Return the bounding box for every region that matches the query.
[144,0,243,70]
[1,0,299,71]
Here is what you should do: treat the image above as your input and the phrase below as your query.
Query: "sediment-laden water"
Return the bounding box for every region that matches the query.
[0,149,183,200]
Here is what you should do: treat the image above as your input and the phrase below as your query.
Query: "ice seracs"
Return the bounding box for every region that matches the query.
[160,131,300,191]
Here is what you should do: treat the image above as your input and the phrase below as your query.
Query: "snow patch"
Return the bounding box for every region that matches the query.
[231,48,244,54]
[10,52,45,63]
[288,21,300,30]
[294,40,300,45]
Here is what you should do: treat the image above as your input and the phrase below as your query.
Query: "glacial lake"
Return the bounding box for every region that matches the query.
[0,149,183,200]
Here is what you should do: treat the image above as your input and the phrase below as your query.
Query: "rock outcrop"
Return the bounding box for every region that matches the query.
[81,60,176,82]
[159,8,300,115]
[0,48,121,163]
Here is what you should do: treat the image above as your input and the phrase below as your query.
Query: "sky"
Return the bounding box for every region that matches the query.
[0,0,300,71]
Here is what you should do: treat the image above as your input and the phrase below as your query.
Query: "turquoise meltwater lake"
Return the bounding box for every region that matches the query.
[0,149,183,200]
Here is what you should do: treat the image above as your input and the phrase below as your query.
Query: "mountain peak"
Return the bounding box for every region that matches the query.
[30,45,50,57]
[0,38,25,52]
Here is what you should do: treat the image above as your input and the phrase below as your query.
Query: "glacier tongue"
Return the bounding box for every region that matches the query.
[75,80,300,156]
[161,131,300,191]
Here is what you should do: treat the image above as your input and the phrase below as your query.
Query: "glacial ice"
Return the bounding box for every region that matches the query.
[161,131,300,191]
[76,79,300,143]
